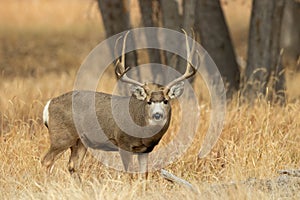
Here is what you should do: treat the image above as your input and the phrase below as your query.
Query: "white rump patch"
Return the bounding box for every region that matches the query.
[43,100,51,127]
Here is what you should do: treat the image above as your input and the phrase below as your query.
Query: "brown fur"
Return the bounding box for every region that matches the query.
[42,87,172,178]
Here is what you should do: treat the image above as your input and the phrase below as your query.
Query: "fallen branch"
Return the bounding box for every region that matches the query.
[160,169,199,194]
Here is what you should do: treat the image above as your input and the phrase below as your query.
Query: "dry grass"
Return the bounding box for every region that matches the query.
[0,0,299,199]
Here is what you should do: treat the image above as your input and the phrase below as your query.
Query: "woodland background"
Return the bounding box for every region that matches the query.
[0,0,299,199]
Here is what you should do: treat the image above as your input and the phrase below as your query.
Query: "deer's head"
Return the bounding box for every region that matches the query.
[115,31,198,126]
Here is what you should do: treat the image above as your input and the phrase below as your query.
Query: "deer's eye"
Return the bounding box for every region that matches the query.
[163,100,168,104]
[147,101,152,105]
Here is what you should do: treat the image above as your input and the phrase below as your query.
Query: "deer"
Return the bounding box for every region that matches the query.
[41,31,198,180]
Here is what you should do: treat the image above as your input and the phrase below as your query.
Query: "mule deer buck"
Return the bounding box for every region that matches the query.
[42,31,198,179]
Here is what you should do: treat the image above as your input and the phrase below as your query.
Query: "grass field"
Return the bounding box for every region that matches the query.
[0,0,299,199]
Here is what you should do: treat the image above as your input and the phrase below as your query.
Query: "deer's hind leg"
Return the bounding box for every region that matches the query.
[68,139,87,181]
[42,129,78,174]
[42,145,69,174]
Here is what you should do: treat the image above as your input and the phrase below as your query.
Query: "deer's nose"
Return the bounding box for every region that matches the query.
[153,112,163,121]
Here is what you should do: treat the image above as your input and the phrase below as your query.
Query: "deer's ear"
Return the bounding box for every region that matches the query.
[168,81,184,99]
[131,85,147,100]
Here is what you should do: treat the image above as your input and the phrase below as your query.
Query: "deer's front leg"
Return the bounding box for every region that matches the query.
[138,153,149,179]
[119,148,133,172]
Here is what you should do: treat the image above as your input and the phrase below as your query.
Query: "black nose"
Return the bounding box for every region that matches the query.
[153,112,163,120]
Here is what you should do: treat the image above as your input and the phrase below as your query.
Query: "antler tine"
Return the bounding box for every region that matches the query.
[195,50,201,71]
[114,35,124,76]
[183,29,196,77]
[114,31,144,87]
[164,30,198,93]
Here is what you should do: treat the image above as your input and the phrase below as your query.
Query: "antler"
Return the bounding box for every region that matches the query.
[114,31,144,87]
[163,30,199,93]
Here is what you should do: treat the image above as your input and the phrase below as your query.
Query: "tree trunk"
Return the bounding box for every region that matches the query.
[182,0,196,33]
[180,0,197,81]
[194,0,240,98]
[97,0,137,69]
[138,0,163,82]
[159,0,182,72]
[281,0,300,70]
[245,0,286,103]
[138,0,161,65]
[159,0,182,33]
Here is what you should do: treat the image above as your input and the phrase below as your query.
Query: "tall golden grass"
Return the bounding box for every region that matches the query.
[0,0,299,199]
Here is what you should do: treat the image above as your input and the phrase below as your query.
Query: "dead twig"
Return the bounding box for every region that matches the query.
[160,169,199,194]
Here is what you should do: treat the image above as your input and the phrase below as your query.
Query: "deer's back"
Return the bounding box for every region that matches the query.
[47,90,170,153]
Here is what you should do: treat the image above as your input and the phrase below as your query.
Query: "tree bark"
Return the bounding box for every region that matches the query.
[159,0,182,72]
[245,0,286,103]
[97,0,137,69]
[182,0,196,33]
[281,0,300,70]
[138,0,163,82]
[159,0,182,33]
[194,0,240,98]
[179,0,197,80]
[138,0,161,65]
